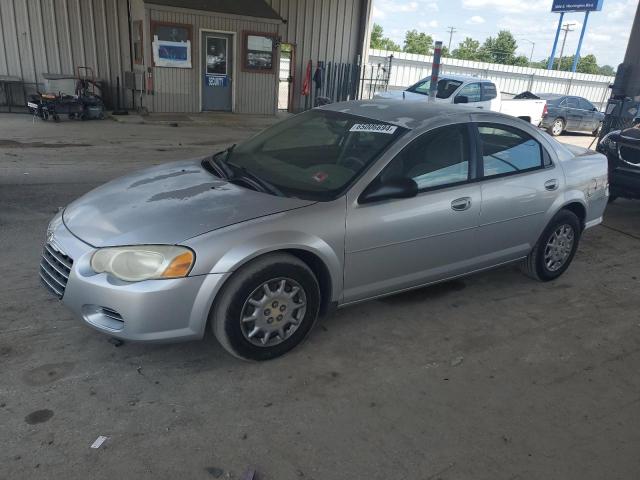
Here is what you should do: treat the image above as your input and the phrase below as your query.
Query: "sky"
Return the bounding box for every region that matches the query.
[371,0,638,67]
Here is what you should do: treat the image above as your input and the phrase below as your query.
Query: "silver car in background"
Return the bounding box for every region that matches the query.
[40,101,609,360]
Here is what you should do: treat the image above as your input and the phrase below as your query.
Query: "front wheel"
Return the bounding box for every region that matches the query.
[523,210,581,282]
[210,253,321,361]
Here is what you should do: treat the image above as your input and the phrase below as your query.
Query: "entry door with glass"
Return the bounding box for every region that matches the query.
[202,32,233,111]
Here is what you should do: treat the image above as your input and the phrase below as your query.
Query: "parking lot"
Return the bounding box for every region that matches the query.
[1,113,639,480]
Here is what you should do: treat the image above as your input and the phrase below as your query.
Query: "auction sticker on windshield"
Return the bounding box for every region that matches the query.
[349,123,398,134]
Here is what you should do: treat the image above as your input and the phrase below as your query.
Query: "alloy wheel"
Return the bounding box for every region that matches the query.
[240,277,307,347]
[544,224,575,272]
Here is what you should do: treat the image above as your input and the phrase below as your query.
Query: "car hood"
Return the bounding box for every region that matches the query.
[63,158,315,247]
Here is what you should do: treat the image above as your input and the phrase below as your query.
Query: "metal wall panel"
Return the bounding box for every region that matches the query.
[0,0,131,106]
[265,0,366,111]
[369,49,614,109]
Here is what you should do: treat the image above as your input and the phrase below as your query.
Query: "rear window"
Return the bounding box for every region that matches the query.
[482,83,497,101]
[535,94,563,105]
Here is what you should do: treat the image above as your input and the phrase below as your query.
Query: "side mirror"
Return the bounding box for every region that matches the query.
[592,107,598,112]
[359,178,418,204]
[454,95,469,104]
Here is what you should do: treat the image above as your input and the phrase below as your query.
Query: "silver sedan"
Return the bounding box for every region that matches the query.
[40,101,609,360]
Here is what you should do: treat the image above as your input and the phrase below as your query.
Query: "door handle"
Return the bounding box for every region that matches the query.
[544,179,559,191]
[451,197,472,211]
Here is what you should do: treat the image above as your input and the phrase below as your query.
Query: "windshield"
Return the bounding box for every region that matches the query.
[224,110,405,201]
[406,78,463,99]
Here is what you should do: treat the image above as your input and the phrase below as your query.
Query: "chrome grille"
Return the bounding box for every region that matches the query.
[40,243,73,299]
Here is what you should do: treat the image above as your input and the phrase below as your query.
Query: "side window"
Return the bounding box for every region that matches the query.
[478,124,546,178]
[379,124,471,190]
[566,97,579,109]
[578,98,594,111]
[482,83,498,101]
[457,83,482,103]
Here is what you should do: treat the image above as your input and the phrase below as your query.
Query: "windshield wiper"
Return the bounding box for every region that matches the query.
[208,144,236,179]
[231,165,285,197]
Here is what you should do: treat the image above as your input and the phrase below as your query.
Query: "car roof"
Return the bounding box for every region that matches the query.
[535,93,565,99]
[318,99,515,130]
[422,73,491,83]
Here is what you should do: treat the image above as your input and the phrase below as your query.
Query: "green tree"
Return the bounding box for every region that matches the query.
[481,30,518,64]
[598,64,615,76]
[451,37,481,60]
[370,23,401,51]
[403,30,434,55]
[513,55,530,67]
[577,54,599,74]
[545,54,604,74]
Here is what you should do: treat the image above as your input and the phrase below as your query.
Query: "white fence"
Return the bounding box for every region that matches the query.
[368,49,614,109]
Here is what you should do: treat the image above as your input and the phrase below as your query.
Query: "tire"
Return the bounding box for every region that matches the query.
[210,253,321,361]
[523,210,582,282]
[547,118,565,136]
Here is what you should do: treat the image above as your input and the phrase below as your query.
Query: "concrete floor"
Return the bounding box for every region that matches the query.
[1,113,639,480]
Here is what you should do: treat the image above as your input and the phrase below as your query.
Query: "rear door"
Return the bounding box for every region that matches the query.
[565,97,582,130]
[471,120,561,266]
[481,82,499,110]
[578,98,597,132]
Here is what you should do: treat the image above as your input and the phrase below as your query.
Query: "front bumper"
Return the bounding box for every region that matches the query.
[42,221,228,342]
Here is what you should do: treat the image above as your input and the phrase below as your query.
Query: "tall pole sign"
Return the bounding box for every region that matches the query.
[547,0,604,72]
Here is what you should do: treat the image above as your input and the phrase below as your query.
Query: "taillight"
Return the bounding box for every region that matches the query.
[543,103,548,117]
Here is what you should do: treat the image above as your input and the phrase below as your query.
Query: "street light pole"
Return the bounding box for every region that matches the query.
[520,39,536,63]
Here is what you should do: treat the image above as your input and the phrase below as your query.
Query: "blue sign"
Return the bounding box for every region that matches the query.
[206,75,228,87]
[551,0,603,12]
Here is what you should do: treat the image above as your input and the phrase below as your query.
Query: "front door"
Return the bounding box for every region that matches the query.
[344,123,481,303]
[202,32,233,111]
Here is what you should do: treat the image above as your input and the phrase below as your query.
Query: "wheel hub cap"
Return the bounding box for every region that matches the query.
[544,224,575,272]
[240,278,307,347]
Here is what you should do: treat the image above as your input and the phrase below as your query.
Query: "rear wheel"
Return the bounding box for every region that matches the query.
[547,118,565,136]
[523,210,581,282]
[210,253,321,361]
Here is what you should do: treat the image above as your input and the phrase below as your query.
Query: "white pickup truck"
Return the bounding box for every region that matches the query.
[374,74,547,126]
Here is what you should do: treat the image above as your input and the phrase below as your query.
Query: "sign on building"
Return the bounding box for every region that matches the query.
[551,0,604,12]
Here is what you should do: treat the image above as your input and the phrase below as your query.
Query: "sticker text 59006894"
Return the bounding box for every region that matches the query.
[349,123,398,134]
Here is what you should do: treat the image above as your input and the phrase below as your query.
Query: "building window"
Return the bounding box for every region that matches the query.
[133,21,143,64]
[243,31,277,73]
[151,21,193,68]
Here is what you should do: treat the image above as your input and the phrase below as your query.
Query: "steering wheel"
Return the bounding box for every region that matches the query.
[338,156,366,171]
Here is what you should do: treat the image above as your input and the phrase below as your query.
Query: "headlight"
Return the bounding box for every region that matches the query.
[91,245,195,282]
[599,132,618,154]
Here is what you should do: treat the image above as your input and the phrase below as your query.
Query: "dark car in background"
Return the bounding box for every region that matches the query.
[538,94,605,137]
[597,121,640,201]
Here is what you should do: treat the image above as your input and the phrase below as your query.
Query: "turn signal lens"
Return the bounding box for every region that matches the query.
[161,251,195,278]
